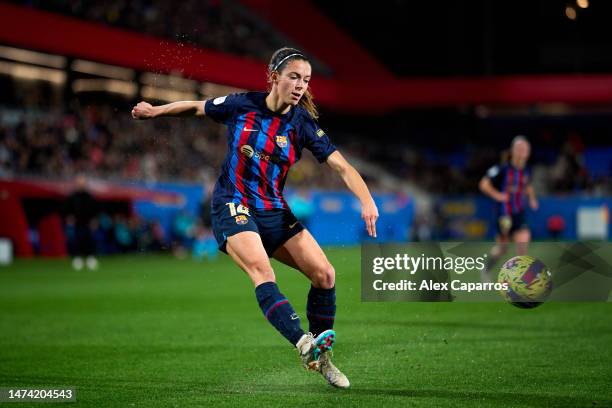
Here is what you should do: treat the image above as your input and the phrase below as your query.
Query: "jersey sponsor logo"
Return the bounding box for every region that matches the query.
[240,144,271,162]
[213,96,227,105]
[316,129,325,138]
[240,144,254,158]
[289,221,299,229]
[290,313,299,320]
[275,135,287,148]
[243,126,258,132]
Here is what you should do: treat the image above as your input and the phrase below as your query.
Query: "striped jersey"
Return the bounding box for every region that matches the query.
[486,163,531,215]
[205,92,336,210]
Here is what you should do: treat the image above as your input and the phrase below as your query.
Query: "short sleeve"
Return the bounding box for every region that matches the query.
[485,165,503,189]
[301,116,336,163]
[204,94,242,124]
[486,165,499,179]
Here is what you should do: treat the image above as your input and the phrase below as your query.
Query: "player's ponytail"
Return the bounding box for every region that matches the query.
[268,47,319,120]
[299,88,319,120]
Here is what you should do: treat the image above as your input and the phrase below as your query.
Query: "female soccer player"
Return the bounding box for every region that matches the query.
[479,136,539,281]
[131,47,379,388]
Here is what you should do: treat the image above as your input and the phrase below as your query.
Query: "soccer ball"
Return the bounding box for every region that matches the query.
[498,255,552,308]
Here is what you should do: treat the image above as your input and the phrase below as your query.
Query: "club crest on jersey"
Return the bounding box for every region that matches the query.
[275,135,288,148]
[235,215,248,225]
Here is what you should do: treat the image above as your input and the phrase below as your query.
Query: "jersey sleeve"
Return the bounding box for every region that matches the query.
[524,167,532,185]
[485,165,503,190]
[301,115,336,163]
[204,93,242,124]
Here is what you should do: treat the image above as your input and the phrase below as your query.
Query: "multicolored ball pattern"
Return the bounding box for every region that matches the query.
[498,255,553,308]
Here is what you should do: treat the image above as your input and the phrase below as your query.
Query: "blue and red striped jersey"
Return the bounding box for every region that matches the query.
[205,92,336,210]
[486,164,531,215]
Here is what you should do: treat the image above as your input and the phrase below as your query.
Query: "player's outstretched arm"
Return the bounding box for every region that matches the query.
[131,100,205,120]
[526,184,539,210]
[326,151,379,238]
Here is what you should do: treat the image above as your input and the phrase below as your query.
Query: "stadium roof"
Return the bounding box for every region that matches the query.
[2,1,612,111]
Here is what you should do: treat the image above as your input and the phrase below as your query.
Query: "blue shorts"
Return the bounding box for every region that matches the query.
[211,203,305,257]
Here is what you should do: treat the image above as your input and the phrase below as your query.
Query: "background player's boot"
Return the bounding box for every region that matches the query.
[318,352,350,388]
[480,265,492,283]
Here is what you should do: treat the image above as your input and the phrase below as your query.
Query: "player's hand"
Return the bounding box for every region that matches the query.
[361,199,379,238]
[495,192,509,203]
[131,101,157,120]
[529,197,539,210]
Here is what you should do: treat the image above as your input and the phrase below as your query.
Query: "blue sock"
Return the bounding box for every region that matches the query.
[255,281,304,346]
[306,285,336,337]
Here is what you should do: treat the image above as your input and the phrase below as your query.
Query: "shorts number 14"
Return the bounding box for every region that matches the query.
[226,202,250,216]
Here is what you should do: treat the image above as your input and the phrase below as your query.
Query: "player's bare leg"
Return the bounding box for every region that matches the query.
[274,230,350,388]
[227,232,307,354]
[513,228,531,256]
[273,229,334,289]
[226,231,275,286]
[481,235,509,283]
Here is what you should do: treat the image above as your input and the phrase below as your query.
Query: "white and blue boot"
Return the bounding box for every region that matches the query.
[296,330,350,388]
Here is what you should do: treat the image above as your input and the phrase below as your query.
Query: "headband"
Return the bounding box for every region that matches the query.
[272,53,305,72]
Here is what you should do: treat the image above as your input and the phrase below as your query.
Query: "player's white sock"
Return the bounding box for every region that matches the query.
[86,256,98,271]
[72,257,84,271]
[318,352,350,388]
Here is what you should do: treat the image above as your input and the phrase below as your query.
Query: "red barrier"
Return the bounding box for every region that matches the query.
[0,178,181,257]
[0,189,33,257]
[38,213,68,258]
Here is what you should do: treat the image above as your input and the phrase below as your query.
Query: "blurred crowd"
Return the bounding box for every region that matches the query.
[340,132,610,196]
[2,102,610,197]
[15,0,282,62]
[0,103,225,182]
[0,104,348,190]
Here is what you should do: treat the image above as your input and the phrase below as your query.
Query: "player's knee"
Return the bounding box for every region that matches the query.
[492,244,508,257]
[245,259,275,281]
[312,262,335,289]
[514,230,531,254]
[514,230,531,242]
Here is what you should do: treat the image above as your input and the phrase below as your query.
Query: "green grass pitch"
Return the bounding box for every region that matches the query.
[1,248,611,407]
